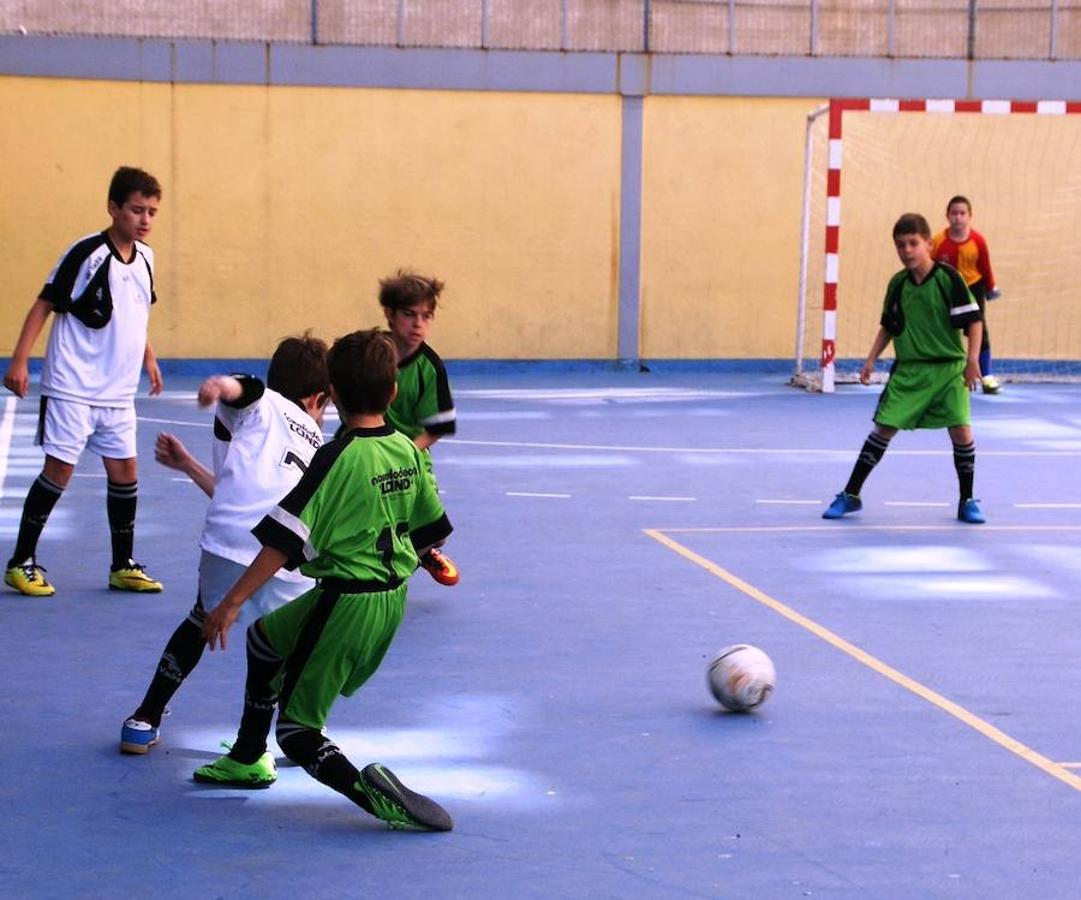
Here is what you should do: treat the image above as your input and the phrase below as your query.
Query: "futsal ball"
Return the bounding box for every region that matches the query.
[707,644,776,712]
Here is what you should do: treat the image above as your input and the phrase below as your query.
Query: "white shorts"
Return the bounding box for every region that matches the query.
[36,396,137,464]
[197,550,313,628]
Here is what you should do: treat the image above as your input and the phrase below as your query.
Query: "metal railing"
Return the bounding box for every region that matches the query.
[2,1,1078,60]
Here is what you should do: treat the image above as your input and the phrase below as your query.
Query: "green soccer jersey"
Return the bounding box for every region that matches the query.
[386,342,456,441]
[880,263,982,363]
[252,424,452,585]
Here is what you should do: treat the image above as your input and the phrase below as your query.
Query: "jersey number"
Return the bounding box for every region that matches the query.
[281,450,308,473]
[376,522,410,574]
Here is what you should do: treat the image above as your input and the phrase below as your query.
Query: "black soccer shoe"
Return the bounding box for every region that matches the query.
[357,763,453,832]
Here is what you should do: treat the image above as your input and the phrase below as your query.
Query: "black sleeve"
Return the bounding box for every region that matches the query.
[942,264,983,332]
[39,235,105,311]
[222,375,265,409]
[410,514,453,552]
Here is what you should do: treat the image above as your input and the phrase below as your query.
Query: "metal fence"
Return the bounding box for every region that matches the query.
[2,1,1079,59]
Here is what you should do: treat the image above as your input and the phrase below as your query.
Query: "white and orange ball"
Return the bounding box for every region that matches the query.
[707,644,776,712]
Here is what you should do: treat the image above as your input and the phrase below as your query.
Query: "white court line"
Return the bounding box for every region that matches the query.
[755,499,821,505]
[884,501,951,507]
[1014,503,1081,509]
[455,387,750,401]
[659,524,1081,533]
[0,397,15,500]
[506,491,570,498]
[443,437,1079,457]
[141,416,210,427]
[628,495,696,502]
[74,473,108,479]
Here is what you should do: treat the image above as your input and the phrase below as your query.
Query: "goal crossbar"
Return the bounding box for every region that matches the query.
[797,96,1081,393]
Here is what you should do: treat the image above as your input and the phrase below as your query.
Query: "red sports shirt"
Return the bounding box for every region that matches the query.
[930,228,996,290]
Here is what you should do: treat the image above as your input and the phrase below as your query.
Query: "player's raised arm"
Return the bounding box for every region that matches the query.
[197,374,244,408]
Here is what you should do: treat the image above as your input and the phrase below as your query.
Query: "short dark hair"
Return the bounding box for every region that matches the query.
[266,332,329,402]
[108,166,162,207]
[946,195,971,214]
[378,270,444,312]
[327,329,397,415]
[893,213,931,240]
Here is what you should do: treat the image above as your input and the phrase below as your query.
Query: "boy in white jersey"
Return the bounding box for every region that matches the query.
[3,166,165,596]
[119,335,330,754]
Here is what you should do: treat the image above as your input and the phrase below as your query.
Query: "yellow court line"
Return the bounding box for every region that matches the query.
[644,528,1081,795]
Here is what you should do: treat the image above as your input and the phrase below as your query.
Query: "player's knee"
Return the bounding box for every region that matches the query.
[42,455,75,486]
[872,425,897,441]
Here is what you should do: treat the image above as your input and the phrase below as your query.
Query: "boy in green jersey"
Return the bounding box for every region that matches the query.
[823,213,986,524]
[379,270,460,586]
[193,329,455,832]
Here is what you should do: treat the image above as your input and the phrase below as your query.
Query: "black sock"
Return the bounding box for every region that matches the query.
[230,622,283,765]
[9,474,64,567]
[133,602,208,727]
[844,432,891,496]
[953,441,976,501]
[107,480,138,569]
[276,718,374,815]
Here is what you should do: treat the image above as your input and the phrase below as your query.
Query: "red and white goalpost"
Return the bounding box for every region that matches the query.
[794,97,1081,393]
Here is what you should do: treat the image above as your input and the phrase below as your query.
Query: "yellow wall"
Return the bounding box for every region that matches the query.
[639,96,813,358]
[1,77,824,360]
[0,77,622,359]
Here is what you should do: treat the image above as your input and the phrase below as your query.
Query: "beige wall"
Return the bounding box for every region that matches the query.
[0,76,623,359]
[640,96,813,358]
[1,76,826,361]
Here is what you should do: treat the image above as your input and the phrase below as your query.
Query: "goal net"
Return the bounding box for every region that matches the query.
[793,98,1081,392]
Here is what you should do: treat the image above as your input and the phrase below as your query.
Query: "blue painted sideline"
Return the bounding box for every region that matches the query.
[150,358,791,376]
[6,357,1076,378]
[5,358,1076,379]
[806,359,1081,378]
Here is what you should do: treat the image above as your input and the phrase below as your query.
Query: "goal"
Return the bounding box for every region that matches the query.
[793,97,1081,392]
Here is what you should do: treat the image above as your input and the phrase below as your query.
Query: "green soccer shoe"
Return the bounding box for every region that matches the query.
[193,751,277,788]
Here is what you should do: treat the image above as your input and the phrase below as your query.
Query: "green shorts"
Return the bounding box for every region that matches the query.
[259,582,407,731]
[874,359,970,430]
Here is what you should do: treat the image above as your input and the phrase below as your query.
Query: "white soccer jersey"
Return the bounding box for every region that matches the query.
[200,381,323,583]
[40,232,156,406]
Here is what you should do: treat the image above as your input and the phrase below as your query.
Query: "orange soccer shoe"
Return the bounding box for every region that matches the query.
[419,548,459,586]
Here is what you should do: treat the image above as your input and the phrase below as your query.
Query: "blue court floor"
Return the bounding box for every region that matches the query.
[2,368,1081,898]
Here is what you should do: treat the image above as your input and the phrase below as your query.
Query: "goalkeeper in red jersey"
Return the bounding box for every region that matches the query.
[931,195,1001,393]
